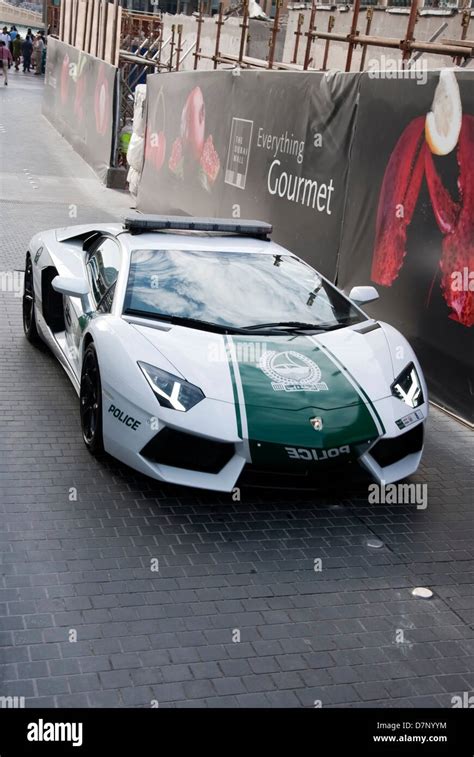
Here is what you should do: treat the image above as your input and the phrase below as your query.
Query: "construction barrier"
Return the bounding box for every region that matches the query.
[137,68,474,424]
[43,37,118,183]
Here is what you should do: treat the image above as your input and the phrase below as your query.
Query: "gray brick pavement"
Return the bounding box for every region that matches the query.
[0,73,473,708]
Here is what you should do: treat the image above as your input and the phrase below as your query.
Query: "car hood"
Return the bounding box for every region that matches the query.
[132,322,395,410]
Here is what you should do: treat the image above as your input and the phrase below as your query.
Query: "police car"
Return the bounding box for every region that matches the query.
[23,215,427,491]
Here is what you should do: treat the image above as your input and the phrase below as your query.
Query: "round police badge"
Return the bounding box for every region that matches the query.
[259,351,328,392]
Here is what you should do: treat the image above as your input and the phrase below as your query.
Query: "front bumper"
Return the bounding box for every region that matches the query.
[102,389,427,492]
[359,422,424,485]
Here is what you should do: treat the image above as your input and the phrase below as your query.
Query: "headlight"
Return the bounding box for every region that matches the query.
[391,362,424,408]
[138,362,205,412]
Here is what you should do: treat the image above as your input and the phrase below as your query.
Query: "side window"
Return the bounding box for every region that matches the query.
[86,238,120,309]
[97,282,116,314]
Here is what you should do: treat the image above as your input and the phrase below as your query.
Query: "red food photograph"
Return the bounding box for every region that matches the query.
[94,65,110,136]
[146,88,167,172]
[199,134,220,190]
[60,53,70,105]
[73,73,86,122]
[168,86,220,190]
[180,86,206,162]
[146,130,167,172]
[371,71,473,327]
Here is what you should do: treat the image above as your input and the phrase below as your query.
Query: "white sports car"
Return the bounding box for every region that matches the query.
[23,215,428,492]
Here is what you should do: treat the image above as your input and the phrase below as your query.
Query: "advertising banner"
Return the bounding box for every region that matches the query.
[137,67,473,423]
[137,70,360,279]
[337,71,473,423]
[43,38,117,183]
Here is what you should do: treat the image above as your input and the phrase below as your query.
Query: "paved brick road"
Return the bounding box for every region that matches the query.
[0,73,473,708]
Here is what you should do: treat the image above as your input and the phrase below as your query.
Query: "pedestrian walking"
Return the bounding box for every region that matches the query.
[0,40,12,85]
[0,27,11,68]
[41,33,47,74]
[0,27,10,46]
[12,33,22,71]
[33,33,44,75]
[22,35,33,73]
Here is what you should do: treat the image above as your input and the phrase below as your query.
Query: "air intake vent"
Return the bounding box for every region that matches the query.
[370,424,424,468]
[141,428,234,474]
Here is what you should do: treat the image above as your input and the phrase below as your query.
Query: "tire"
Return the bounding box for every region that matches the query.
[80,343,104,454]
[23,254,41,345]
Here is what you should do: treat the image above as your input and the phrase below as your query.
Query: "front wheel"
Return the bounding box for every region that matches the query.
[80,343,104,454]
[23,254,41,345]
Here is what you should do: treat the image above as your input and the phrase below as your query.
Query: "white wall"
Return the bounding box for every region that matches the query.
[159,12,245,71]
[282,7,471,71]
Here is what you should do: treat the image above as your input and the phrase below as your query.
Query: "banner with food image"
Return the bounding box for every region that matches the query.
[137,67,473,422]
[137,70,360,279]
[337,70,473,423]
[43,37,117,183]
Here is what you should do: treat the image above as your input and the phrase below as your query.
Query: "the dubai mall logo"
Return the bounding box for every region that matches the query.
[259,351,329,393]
[225,117,253,190]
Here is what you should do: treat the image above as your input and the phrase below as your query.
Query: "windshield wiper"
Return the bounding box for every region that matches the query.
[242,321,346,333]
[123,309,247,334]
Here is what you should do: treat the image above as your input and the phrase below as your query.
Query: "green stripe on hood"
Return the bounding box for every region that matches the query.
[227,335,380,461]
[225,335,243,439]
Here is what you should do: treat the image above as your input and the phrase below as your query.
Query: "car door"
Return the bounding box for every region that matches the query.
[64,236,121,377]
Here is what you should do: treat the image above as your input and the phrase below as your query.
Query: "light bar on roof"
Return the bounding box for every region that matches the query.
[123,215,272,239]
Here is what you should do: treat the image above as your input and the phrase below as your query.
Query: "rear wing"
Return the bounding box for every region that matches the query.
[123,215,272,240]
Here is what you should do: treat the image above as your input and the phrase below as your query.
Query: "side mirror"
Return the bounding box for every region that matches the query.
[348,285,379,305]
[52,276,90,312]
[52,276,89,298]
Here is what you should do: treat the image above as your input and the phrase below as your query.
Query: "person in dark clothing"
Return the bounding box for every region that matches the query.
[22,35,32,72]
[12,33,21,71]
[40,31,46,74]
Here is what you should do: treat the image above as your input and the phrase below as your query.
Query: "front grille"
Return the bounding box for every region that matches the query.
[239,459,368,490]
[140,428,234,474]
[370,423,424,468]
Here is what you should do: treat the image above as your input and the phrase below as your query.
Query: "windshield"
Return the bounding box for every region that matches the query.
[123,249,366,332]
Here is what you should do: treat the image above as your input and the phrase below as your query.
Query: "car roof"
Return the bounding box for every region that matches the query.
[56,221,296,258]
[118,230,293,257]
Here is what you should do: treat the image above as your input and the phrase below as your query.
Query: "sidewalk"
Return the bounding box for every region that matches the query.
[0,71,130,279]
